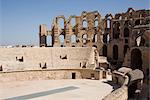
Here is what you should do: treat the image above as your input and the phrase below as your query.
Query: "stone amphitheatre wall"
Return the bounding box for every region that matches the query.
[0,69,101,82]
[0,47,96,71]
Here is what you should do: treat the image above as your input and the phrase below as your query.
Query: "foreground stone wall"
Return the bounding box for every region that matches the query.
[103,86,128,100]
[0,69,101,82]
[103,70,129,100]
[0,47,96,71]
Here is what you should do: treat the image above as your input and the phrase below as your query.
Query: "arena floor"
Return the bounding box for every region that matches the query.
[0,79,116,100]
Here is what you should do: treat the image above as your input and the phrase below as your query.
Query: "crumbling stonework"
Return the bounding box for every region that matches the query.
[101,8,150,73]
[39,11,104,53]
[39,8,150,74]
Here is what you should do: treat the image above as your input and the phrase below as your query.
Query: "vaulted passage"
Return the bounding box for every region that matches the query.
[131,49,142,70]
[113,45,118,60]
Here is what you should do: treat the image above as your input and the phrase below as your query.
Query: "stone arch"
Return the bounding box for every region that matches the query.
[71,34,77,43]
[56,16,66,29]
[93,33,97,43]
[106,19,111,28]
[105,14,113,29]
[47,35,52,47]
[124,27,129,37]
[103,33,110,43]
[59,34,65,47]
[82,34,88,44]
[83,19,88,28]
[113,22,120,39]
[124,45,129,56]
[94,19,99,27]
[131,48,142,70]
[113,45,118,60]
[70,17,76,27]
[102,45,107,57]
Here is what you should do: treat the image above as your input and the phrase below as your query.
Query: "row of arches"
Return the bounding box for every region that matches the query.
[102,45,143,70]
[82,19,99,28]
[102,44,129,60]
[106,19,144,40]
[46,33,98,47]
[56,16,100,30]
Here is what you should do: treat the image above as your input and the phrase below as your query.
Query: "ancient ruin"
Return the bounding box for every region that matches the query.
[0,8,149,100]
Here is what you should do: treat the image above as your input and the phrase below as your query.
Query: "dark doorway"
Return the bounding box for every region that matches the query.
[124,28,129,37]
[131,49,142,70]
[72,73,76,79]
[102,45,107,57]
[113,45,118,60]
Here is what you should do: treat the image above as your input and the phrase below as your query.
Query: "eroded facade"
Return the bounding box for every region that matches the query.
[39,11,104,52]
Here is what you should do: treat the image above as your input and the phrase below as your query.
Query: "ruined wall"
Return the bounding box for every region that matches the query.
[103,86,128,100]
[101,8,150,67]
[39,11,104,53]
[103,70,129,100]
[0,69,101,82]
[0,47,96,71]
[123,47,150,76]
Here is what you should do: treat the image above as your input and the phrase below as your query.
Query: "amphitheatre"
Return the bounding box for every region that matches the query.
[0,8,149,100]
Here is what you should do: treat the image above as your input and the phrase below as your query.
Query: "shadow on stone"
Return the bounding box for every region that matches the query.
[5,86,79,100]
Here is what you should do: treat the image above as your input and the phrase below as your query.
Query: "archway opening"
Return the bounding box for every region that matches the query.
[59,34,65,47]
[102,45,107,57]
[47,35,52,47]
[131,49,142,70]
[82,34,88,44]
[106,20,111,28]
[83,20,88,28]
[93,34,97,43]
[103,33,110,43]
[71,34,77,43]
[70,18,76,27]
[113,22,120,39]
[94,20,98,27]
[113,45,118,60]
[58,18,65,29]
[124,28,129,37]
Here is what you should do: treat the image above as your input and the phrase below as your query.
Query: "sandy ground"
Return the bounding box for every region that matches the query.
[0,79,115,100]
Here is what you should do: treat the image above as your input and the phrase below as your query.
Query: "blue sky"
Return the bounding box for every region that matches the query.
[0,0,149,45]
